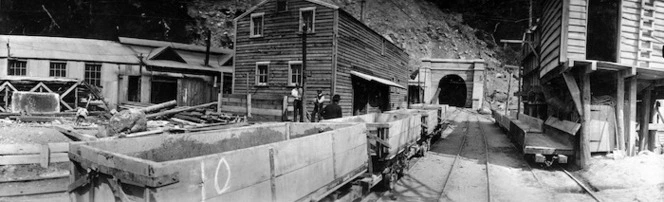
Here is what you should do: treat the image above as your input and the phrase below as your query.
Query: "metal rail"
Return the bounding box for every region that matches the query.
[439,110,492,202]
[438,114,469,198]
[475,114,492,202]
[559,166,602,202]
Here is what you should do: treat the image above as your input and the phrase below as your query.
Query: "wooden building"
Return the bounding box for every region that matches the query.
[233,0,410,117]
[0,35,233,111]
[522,0,664,166]
[119,37,233,106]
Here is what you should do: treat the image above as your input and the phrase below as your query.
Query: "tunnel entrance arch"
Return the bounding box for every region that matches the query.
[437,75,467,107]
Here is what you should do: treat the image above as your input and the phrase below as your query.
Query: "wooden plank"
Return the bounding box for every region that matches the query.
[9,116,59,123]
[616,71,626,151]
[0,153,69,165]
[562,72,583,115]
[146,102,217,119]
[0,176,69,197]
[579,70,591,169]
[52,126,97,141]
[0,143,69,155]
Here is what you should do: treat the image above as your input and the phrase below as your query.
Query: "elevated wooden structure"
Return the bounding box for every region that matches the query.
[522,0,664,167]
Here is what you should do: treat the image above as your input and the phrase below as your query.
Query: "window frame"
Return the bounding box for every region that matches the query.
[255,62,270,86]
[276,0,288,12]
[7,59,27,76]
[250,12,265,38]
[288,61,303,86]
[84,63,102,87]
[299,7,316,33]
[49,61,67,77]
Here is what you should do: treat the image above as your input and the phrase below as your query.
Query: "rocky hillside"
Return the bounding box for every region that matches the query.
[189,0,523,108]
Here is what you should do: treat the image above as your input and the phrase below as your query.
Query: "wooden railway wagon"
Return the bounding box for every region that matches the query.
[385,108,439,154]
[322,112,422,189]
[491,110,575,165]
[67,122,369,202]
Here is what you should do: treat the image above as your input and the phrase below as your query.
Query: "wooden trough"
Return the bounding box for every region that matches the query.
[388,109,438,136]
[68,122,368,202]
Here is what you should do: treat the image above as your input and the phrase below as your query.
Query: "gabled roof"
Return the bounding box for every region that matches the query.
[148,46,187,63]
[0,35,139,64]
[118,37,233,55]
[234,0,339,21]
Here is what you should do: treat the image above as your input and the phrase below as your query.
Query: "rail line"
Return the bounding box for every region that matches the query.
[559,166,602,202]
[480,113,600,202]
[438,110,492,202]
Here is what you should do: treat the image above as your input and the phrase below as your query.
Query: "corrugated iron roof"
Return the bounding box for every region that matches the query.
[0,35,139,64]
[118,37,233,55]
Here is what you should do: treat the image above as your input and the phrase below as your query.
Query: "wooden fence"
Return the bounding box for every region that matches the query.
[219,94,306,121]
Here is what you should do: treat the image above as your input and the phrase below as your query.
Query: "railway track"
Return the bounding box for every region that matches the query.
[438,110,492,202]
[479,113,601,202]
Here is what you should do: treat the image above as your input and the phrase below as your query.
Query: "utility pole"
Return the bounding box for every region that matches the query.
[301,24,308,122]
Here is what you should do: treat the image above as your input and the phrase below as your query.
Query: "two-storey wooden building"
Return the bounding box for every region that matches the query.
[522,0,664,165]
[233,0,410,117]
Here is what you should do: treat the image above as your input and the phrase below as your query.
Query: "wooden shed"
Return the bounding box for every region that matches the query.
[233,0,410,117]
[522,0,664,166]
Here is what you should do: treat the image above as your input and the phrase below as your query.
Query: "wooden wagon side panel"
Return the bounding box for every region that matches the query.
[155,146,273,202]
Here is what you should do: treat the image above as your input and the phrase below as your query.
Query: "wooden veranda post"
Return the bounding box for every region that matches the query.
[639,86,653,152]
[301,24,308,122]
[579,70,591,169]
[627,77,638,156]
[616,71,625,151]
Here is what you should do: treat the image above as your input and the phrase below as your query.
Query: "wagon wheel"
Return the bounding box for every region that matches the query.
[385,171,399,190]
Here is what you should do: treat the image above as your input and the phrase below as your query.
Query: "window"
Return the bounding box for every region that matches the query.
[255,62,269,85]
[250,13,264,37]
[49,62,67,77]
[299,7,315,33]
[289,61,302,86]
[277,0,288,12]
[85,63,102,87]
[7,60,26,76]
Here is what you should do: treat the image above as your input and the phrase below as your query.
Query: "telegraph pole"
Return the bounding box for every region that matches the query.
[301,24,308,122]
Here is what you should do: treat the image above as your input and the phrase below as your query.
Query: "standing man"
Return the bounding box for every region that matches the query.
[312,90,325,122]
[322,94,342,120]
[291,84,303,122]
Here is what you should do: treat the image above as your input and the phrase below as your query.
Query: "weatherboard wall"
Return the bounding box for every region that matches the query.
[538,0,564,78]
[336,11,410,116]
[233,0,336,112]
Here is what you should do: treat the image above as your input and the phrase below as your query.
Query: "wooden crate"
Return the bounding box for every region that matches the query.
[410,104,449,124]
[68,122,368,202]
[322,113,421,159]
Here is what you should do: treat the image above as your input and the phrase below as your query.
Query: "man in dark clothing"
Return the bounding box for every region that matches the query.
[322,94,342,120]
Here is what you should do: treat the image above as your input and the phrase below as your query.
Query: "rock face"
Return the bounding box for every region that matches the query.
[109,109,147,134]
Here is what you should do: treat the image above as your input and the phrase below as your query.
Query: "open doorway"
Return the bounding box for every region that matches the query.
[587,0,620,62]
[127,76,141,102]
[352,75,390,115]
[437,74,467,107]
[150,76,177,104]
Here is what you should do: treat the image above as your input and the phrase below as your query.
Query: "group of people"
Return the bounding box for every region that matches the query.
[291,85,342,122]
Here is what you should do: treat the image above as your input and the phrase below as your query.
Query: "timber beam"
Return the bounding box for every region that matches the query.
[562,72,583,115]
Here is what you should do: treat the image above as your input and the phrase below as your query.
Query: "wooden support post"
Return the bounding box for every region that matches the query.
[579,71,591,169]
[505,72,512,116]
[639,86,653,152]
[301,24,308,122]
[563,72,583,115]
[616,71,625,151]
[627,77,638,156]
[218,72,223,113]
[282,96,288,121]
[246,93,252,117]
